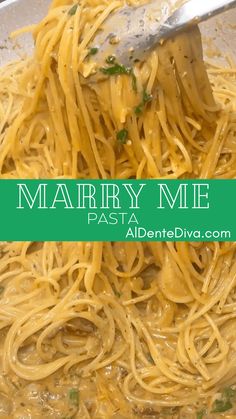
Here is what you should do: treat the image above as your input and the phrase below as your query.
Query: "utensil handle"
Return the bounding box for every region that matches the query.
[162,0,236,38]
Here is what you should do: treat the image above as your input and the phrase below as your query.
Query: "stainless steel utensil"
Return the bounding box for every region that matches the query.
[91,0,236,67]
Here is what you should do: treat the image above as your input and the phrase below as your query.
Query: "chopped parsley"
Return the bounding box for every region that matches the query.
[68,4,78,16]
[68,388,79,406]
[100,57,137,92]
[135,106,143,115]
[196,409,206,419]
[135,90,152,115]
[212,399,232,413]
[116,129,128,144]
[143,90,153,104]
[101,63,131,76]
[212,387,236,413]
[135,103,143,115]
[131,69,137,92]
[88,47,99,56]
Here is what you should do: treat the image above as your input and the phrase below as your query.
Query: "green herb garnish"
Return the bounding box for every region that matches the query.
[212,399,232,413]
[134,104,143,115]
[131,69,137,92]
[196,409,206,419]
[135,90,152,115]
[68,388,79,406]
[88,47,99,56]
[101,63,131,76]
[143,90,152,104]
[101,57,137,92]
[212,387,236,413]
[116,129,128,144]
[68,4,78,16]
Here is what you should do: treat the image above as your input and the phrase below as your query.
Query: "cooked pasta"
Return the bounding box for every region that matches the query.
[0,0,236,417]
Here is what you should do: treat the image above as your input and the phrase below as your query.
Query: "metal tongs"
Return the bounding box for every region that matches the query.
[90,0,236,67]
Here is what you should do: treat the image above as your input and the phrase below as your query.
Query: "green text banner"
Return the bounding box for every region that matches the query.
[0,180,235,241]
